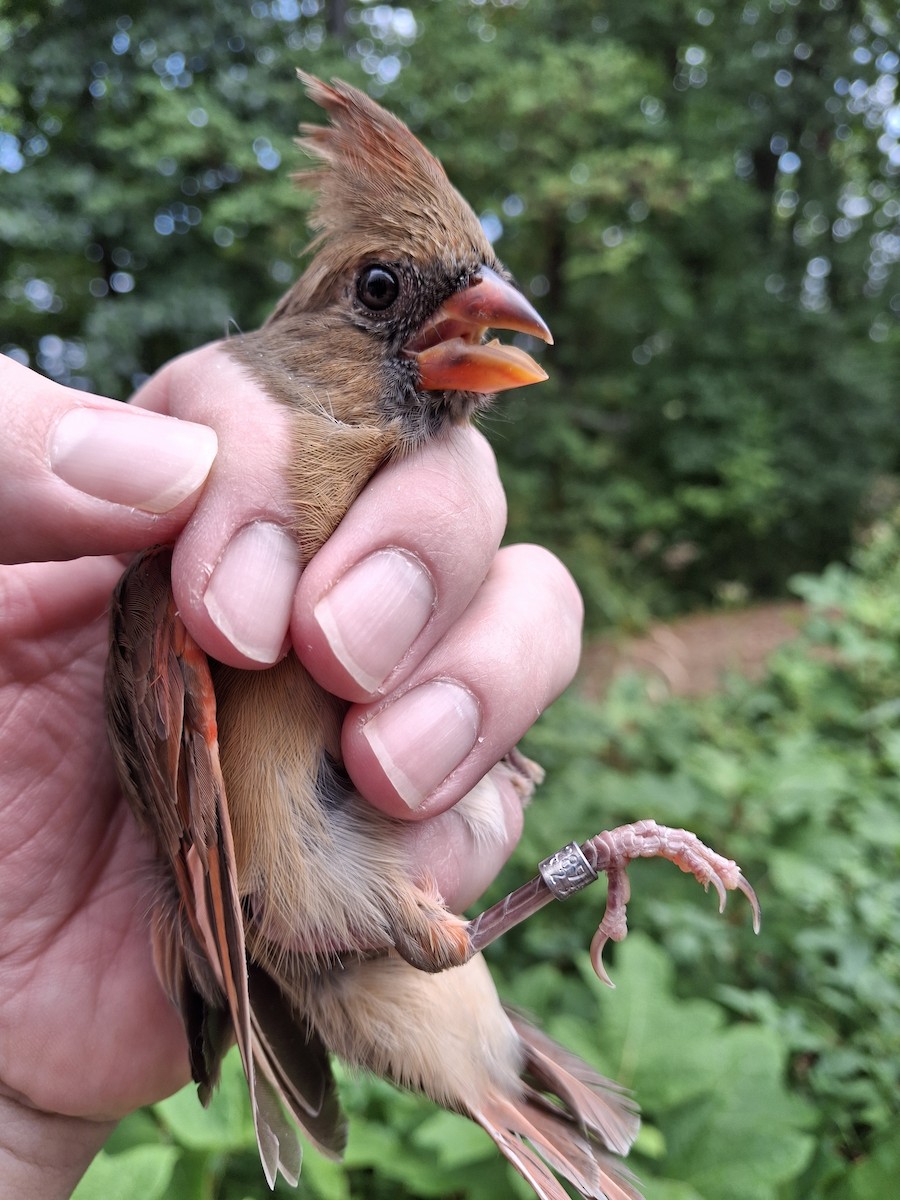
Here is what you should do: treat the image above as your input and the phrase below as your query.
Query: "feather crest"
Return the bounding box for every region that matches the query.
[290,72,492,301]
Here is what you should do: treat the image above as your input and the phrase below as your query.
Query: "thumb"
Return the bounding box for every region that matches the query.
[1,355,217,564]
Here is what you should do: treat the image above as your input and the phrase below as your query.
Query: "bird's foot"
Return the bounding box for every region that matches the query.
[465,819,759,983]
[577,820,760,985]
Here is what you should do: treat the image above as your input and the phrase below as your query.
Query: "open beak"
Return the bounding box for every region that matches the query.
[404,266,552,393]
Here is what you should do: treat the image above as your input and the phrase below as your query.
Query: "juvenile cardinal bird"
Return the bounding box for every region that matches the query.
[107,75,757,1200]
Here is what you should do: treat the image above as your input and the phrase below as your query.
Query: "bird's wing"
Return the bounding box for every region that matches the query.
[105,545,346,1184]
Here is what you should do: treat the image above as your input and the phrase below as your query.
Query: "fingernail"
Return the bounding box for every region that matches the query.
[50,407,217,513]
[313,549,435,691]
[361,680,481,809]
[203,522,300,663]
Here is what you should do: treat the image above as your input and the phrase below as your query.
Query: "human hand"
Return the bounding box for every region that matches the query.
[0,351,220,1195]
[0,344,582,1194]
[136,343,583,909]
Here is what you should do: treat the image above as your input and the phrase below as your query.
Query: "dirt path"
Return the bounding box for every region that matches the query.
[579,602,805,700]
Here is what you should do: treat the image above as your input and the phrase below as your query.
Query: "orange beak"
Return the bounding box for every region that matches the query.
[404,266,552,393]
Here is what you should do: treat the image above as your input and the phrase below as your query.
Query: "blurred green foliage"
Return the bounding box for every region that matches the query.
[5,2,900,1197]
[512,516,900,1198]
[2,0,898,621]
[73,511,900,1197]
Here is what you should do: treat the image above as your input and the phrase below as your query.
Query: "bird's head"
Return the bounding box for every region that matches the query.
[265,72,552,447]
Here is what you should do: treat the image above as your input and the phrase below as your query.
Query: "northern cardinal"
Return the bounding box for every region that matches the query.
[106,75,757,1200]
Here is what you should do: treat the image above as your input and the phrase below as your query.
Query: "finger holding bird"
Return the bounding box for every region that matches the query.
[131,346,581,830]
[342,540,584,821]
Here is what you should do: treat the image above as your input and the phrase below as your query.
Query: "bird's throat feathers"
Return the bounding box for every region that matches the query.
[284,407,397,563]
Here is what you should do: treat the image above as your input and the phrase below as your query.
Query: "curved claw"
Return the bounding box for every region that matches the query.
[464,820,760,986]
[578,821,760,986]
[587,865,631,987]
[710,872,728,913]
[589,927,615,989]
[737,874,762,933]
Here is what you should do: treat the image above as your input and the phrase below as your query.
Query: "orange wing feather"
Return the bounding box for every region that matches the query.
[106,546,345,1184]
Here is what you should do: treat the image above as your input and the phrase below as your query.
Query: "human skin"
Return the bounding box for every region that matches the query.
[0,345,582,1197]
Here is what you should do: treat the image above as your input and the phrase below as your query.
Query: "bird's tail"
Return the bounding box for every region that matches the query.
[283,946,643,1199]
[474,1014,643,1200]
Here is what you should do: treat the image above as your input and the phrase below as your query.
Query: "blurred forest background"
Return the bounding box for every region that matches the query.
[2,1,899,1198]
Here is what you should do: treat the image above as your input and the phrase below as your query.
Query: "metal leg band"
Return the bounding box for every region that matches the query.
[538,841,599,900]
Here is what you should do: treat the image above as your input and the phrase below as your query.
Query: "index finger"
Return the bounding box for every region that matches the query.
[293,426,506,701]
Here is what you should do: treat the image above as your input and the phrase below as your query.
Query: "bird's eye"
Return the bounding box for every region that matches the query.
[356,265,399,312]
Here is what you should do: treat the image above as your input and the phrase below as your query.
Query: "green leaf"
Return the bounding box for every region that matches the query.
[661,1026,814,1199]
[641,1181,704,1200]
[412,1109,495,1169]
[846,1121,900,1198]
[72,1146,179,1200]
[294,1145,351,1200]
[574,937,814,1197]
[578,936,734,1109]
[154,1046,255,1153]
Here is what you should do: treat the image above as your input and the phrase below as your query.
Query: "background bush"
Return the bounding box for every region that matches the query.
[2,0,898,622]
[4,1,899,1197]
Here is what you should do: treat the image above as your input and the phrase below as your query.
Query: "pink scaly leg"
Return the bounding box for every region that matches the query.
[465,819,760,984]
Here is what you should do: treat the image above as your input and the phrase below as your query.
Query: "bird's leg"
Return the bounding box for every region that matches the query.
[390,888,473,973]
[391,748,546,975]
[465,818,760,985]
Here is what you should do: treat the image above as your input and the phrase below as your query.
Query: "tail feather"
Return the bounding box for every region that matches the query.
[477,1093,643,1200]
[253,1073,303,1188]
[473,1014,643,1200]
[476,1101,578,1200]
[522,1100,643,1200]
[509,1013,640,1156]
[486,1094,606,1196]
[247,964,347,1159]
